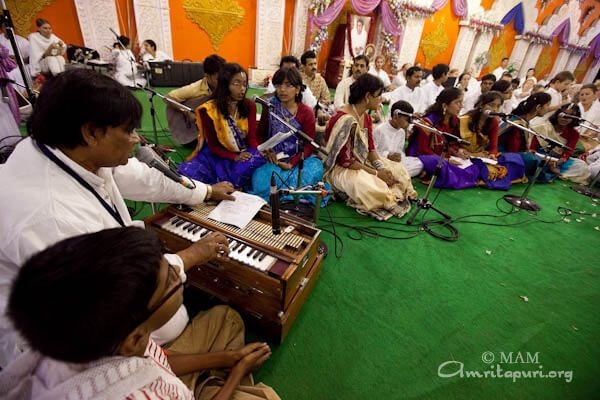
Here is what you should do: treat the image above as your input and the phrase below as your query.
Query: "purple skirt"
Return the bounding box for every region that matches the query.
[178,146,266,189]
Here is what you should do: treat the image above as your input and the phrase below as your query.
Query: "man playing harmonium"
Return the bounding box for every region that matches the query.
[0,69,236,368]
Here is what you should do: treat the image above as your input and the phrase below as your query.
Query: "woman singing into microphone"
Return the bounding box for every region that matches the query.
[457,91,526,189]
[407,87,481,189]
[522,104,590,184]
[250,67,329,204]
[178,63,265,188]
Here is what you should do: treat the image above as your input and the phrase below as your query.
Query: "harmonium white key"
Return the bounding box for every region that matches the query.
[156,215,277,274]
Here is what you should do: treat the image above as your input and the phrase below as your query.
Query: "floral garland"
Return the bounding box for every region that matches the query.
[468,18,503,36]
[309,26,329,53]
[309,0,333,16]
[388,0,435,24]
[381,32,398,66]
[524,31,553,47]
[566,44,589,55]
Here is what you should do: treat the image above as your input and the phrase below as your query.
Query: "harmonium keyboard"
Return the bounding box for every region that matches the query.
[145,203,325,343]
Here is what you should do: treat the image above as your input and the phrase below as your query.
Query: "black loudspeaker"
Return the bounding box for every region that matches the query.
[148,61,204,87]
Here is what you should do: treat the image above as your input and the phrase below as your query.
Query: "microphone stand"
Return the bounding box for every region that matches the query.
[261,102,329,222]
[571,123,600,199]
[1,1,35,104]
[406,119,470,227]
[136,85,172,145]
[500,117,572,211]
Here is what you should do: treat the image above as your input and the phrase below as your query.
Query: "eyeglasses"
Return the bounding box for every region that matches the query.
[144,262,184,319]
[231,81,248,88]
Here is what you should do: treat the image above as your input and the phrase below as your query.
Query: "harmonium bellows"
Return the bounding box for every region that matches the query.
[144,203,325,343]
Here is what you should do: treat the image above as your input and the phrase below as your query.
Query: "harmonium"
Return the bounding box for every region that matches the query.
[145,203,325,343]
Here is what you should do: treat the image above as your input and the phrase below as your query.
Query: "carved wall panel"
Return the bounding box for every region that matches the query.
[134,0,173,59]
[4,0,56,37]
[74,0,120,61]
[255,0,285,70]
[292,0,311,58]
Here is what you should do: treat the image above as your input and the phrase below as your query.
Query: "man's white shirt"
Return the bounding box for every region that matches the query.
[0,138,209,367]
[383,85,426,115]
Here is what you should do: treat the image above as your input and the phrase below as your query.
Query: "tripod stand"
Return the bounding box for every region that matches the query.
[1,1,35,103]
[406,119,470,227]
[136,85,174,145]
[500,117,572,211]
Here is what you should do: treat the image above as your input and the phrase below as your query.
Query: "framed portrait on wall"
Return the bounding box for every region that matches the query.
[345,14,372,59]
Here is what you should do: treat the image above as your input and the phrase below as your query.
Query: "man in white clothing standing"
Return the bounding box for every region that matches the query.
[383,66,425,115]
[0,69,236,368]
[373,100,424,177]
[421,63,449,110]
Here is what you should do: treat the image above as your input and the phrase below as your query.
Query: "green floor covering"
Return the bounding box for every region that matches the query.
[126,88,600,399]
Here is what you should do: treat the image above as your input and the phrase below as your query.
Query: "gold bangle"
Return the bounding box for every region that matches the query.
[206,184,212,200]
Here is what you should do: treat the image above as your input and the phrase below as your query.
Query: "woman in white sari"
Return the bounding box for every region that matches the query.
[323,74,417,221]
[28,18,65,77]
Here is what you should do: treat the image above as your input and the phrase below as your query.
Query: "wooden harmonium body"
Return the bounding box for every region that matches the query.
[145,204,324,343]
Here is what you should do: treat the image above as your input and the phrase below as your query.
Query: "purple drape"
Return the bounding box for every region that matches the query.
[310,0,346,33]
[551,19,570,45]
[452,0,467,16]
[500,3,524,34]
[381,0,402,50]
[0,44,20,124]
[350,0,381,14]
[431,0,449,11]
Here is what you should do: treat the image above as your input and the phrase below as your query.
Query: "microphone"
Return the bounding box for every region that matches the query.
[251,94,274,109]
[136,146,192,189]
[558,112,585,121]
[270,173,281,235]
[483,110,510,118]
[109,27,120,38]
[393,109,417,119]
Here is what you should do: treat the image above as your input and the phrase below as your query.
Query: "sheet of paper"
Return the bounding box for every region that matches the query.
[472,157,498,165]
[449,156,473,169]
[207,191,267,229]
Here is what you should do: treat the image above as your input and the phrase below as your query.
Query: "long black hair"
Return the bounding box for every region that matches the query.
[549,103,581,129]
[27,69,142,149]
[348,73,383,104]
[212,62,250,118]
[512,92,552,116]
[424,87,463,125]
[467,90,504,134]
[272,67,305,103]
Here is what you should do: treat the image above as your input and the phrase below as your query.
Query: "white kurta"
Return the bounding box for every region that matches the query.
[141,50,171,62]
[492,67,506,80]
[368,67,391,87]
[112,49,146,87]
[392,72,406,87]
[383,85,426,115]
[373,121,423,177]
[461,86,482,114]
[28,32,65,76]
[421,81,444,111]
[578,100,600,138]
[0,138,209,368]
[333,76,355,109]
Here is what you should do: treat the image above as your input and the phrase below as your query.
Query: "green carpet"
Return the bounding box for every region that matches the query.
[131,88,600,399]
